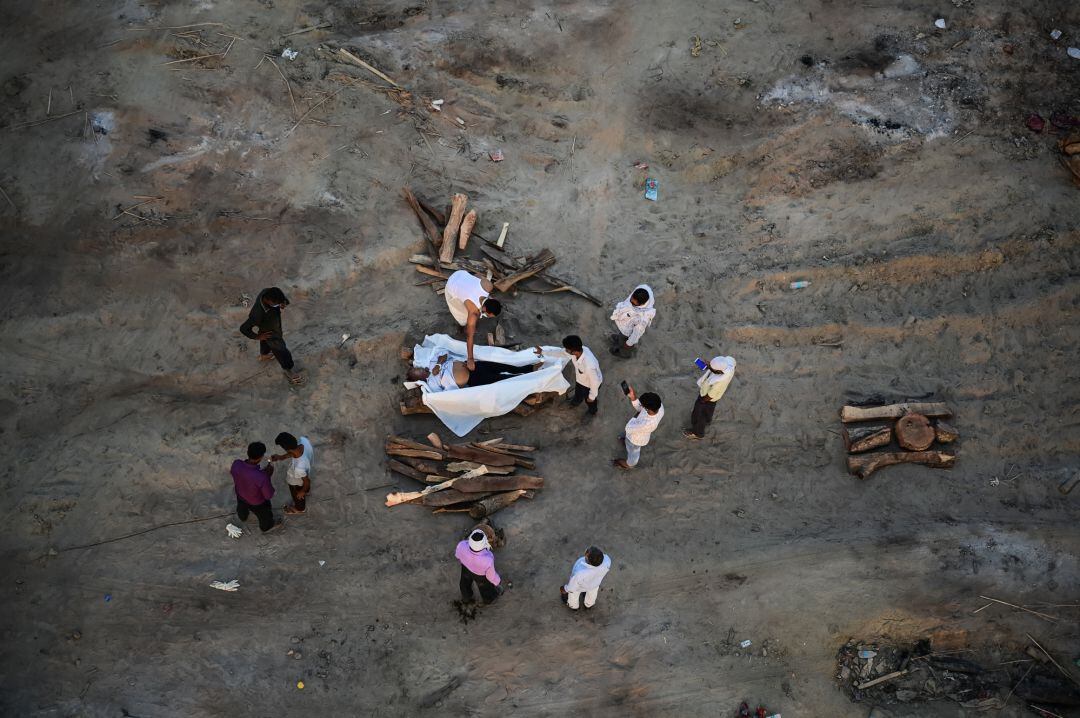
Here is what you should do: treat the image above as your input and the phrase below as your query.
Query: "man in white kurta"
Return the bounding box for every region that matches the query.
[615,387,664,469]
[562,546,611,610]
[537,335,603,416]
[610,284,656,358]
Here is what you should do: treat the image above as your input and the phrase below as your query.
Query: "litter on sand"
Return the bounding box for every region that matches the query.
[644,178,658,201]
[226,523,243,539]
[1068,47,1080,60]
[934,18,946,29]
[281,48,299,60]
[210,580,240,592]
[489,149,504,162]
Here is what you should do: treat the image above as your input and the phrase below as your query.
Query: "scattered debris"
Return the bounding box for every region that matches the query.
[281,48,298,60]
[1059,473,1080,495]
[1050,29,1062,41]
[1068,48,1080,60]
[225,523,243,539]
[691,36,702,57]
[935,18,947,29]
[209,580,240,592]
[489,149,504,162]
[789,280,810,289]
[644,177,658,201]
[384,434,542,517]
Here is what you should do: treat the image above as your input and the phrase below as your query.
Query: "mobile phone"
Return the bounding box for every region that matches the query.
[620,380,630,395]
[694,358,708,371]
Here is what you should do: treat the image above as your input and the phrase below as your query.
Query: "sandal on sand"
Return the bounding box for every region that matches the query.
[682,429,702,440]
[284,371,306,386]
[259,353,275,361]
[284,506,306,515]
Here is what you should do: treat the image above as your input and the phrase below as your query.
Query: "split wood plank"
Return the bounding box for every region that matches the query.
[446,444,517,467]
[440,193,468,263]
[402,187,442,255]
[468,489,528,518]
[842,424,892,454]
[856,670,907,690]
[452,474,543,493]
[494,249,556,292]
[458,209,477,250]
[841,402,951,423]
[337,48,399,87]
[848,451,955,479]
[445,461,515,475]
[934,421,959,443]
[387,435,446,454]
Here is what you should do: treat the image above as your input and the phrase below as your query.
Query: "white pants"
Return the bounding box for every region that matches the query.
[567,587,599,609]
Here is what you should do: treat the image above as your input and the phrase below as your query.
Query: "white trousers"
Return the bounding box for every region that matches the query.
[567,587,599,609]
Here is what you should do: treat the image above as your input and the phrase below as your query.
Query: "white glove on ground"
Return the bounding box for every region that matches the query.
[226,523,243,539]
[210,580,240,592]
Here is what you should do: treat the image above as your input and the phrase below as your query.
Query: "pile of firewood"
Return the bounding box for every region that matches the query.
[841,401,958,479]
[402,186,601,305]
[384,434,543,518]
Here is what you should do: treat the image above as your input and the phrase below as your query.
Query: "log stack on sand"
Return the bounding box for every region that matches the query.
[840,401,958,479]
[384,434,543,517]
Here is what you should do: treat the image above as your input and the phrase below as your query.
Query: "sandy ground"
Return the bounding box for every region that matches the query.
[1,0,1079,715]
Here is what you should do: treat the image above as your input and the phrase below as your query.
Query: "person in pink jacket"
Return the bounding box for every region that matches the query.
[455,529,503,604]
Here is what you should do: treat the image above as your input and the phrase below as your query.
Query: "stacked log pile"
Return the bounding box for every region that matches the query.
[840,402,958,479]
[402,187,601,306]
[384,434,543,518]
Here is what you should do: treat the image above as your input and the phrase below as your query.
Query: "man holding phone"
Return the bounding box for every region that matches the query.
[614,384,664,469]
[684,356,736,439]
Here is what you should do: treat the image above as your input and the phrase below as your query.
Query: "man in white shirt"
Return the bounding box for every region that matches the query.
[561,546,611,610]
[610,284,656,358]
[535,335,603,417]
[444,270,503,371]
[614,386,664,470]
[272,432,313,515]
[685,355,736,439]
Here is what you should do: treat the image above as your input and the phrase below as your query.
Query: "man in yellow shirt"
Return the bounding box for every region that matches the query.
[684,356,735,440]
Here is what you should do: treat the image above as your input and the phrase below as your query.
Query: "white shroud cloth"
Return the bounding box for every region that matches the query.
[410,334,571,436]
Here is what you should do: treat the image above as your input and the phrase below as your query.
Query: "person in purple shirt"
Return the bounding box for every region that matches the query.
[455,529,503,604]
[230,442,282,533]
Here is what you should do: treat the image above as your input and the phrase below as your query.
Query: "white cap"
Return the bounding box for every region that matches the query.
[468,530,490,552]
[710,356,736,373]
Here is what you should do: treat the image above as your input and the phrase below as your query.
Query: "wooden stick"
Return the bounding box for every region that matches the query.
[387,435,445,453]
[283,22,331,37]
[856,670,906,690]
[415,265,448,279]
[264,55,298,119]
[458,209,477,250]
[494,249,555,292]
[4,109,83,131]
[978,595,1058,622]
[1026,634,1079,686]
[0,185,16,211]
[440,194,468,263]
[426,432,443,450]
[337,48,399,88]
[402,188,442,252]
[284,82,351,137]
[112,196,163,220]
[496,222,509,248]
[475,438,503,446]
[385,465,487,507]
[494,442,535,452]
[840,402,951,423]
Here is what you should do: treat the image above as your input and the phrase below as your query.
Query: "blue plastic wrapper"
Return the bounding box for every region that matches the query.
[644,178,658,201]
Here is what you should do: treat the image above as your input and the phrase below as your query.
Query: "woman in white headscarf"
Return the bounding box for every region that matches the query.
[610,284,656,358]
[684,355,736,439]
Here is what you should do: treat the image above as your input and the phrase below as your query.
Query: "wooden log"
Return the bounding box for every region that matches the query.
[496,222,509,248]
[495,442,536,452]
[387,435,446,454]
[494,249,556,292]
[856,670,907,690]
[896,413,934,451]
[409,254,436,266]
[446,444,517,467]
[400,400,433,415]
[841,402,951,423]
[402,188,441,253]
[415,265,448,279]
[842,424,892,454]
[480,243,602,305]
[396,456,446,476]
[445,461,515,475]
[475,438,503,446]
[468,490,528,519]
[417,195,446,225]
[386,447,443,460]
[458,209,477,250]
[387,459,429,482]
[426,432,443,450]
[386,466,488,506]
[847,451,955,479]
[452,474,544,493]
[337,48,399,88]
[469,443,532,460]
[416,489,495,507]
[1059,473,1080,495]
[934,421,959,444]
[440,193,468,263]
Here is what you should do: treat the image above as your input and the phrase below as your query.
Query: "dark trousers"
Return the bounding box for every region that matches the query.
[236,497,275,532]
[467,361,532,387]
[259,336,294,371]
[460,565,500,604]
[288,483,307,511]
[570,382,598,414]
[690,394,717,437]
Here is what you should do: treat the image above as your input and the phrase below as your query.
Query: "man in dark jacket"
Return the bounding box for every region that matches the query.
[230,442,283,533]
[239,287,304,385]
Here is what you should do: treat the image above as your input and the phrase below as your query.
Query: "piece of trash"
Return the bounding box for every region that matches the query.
[934,18,946,29]
[644,178,658,201]
[210,580,240,592]
[339,333,351,347]
[226,523,243,539]
[739,639,752,648]
[104,594,111,602]
[691,36,702,57]
[282,48,299,60]
[1068,47,1080,60]
[633,161,648,170]
[489,149,504,162]
[297,680,305,690]
[456,117,465,125]
[430,99,443,112]
[1026,114,1045,133]
[790,280,810,289]
[859,649,877,659]
[318,560,326,567]
[1050,29,1062,41]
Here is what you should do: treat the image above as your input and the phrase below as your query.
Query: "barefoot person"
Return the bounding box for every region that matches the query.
[561,546,611,610]
[684,355,736,440]
[610,284,656,358]
[406,354,535,392]
[456,528,504,605]
[272,432,313,515]
[230,442,282,533]
[614,386,664,470]
[444,270,503,370]
[239,287,304,385]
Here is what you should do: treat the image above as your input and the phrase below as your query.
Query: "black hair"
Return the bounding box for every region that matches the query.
[630,287,650,305]
[482,297,502,316]
[585,546,604,566]
[264,287,287,304]
[639,392,662,412]
[562,335,583,352]
[275,432,299,450]
[247,441,266,460]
